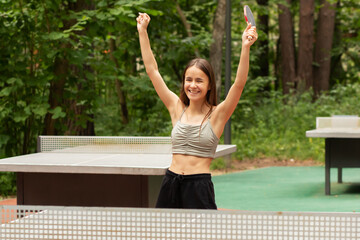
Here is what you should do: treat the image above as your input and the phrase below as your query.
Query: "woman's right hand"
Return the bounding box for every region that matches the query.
[242,23,258,48]
[136,12,151,32]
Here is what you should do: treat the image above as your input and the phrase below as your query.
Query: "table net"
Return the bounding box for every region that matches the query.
[1,205,359,239]
[38,136,172,154]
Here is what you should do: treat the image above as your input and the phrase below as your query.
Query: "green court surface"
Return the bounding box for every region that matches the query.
[213,166,360,212]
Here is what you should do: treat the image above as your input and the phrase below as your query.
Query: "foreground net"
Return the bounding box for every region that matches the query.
[1,205,359,239]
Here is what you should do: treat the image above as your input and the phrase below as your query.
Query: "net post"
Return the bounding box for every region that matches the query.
[224,0,232,145]
[37,136,42,153]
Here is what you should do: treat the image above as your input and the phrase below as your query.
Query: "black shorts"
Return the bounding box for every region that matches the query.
[155,169,217,209]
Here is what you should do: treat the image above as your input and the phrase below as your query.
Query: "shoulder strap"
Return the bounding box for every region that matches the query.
[207,107,215,119]
[179,106,187,121]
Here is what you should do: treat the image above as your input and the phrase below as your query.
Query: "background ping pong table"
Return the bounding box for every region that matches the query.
[0,136,236,207]
[306,116,360,195]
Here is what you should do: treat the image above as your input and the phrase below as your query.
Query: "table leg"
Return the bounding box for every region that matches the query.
[16,172,24,205]
[148,175,162,207]
[325,165,331,195]
[338,167,343,183]
[323,138,360,195]
[325,139,331,195]
[224,154,232,169]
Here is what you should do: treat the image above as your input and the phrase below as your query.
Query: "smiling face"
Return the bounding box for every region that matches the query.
[184,66,210,103]
[180,58,217,107]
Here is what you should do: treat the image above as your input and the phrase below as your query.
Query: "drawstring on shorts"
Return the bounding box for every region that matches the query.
[170,173,184,203]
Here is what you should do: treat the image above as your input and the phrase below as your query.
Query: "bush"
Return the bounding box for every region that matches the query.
[0,172,16,197]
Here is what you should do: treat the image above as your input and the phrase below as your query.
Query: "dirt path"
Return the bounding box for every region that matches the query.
[211,158,323,176]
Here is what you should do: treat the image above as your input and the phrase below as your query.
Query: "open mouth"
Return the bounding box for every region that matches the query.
[188,89,200,95]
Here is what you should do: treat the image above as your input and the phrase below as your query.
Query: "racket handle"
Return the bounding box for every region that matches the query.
[247,26,255,41]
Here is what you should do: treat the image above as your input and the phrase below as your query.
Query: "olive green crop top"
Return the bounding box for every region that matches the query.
[171,108,219,158]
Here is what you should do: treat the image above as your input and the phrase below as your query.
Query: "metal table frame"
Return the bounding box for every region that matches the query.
[324,138,360,195]
[307,129,360,195]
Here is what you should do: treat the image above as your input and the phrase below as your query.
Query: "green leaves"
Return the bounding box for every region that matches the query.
[6,77,23,85]
[0,172,16,196]
[0,87,12,97]
[0,135,10,148]
[32,103,50,117]
[45,32,70,40]
[0,78,23,96]
[49,107,66,119]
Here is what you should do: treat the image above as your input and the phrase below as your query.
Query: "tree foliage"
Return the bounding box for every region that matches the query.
[0,0,215,156]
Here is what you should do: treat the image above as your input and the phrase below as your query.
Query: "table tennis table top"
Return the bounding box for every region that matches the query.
[0,136,236,175]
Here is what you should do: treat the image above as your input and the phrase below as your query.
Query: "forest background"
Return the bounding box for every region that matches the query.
[0,0,359,196]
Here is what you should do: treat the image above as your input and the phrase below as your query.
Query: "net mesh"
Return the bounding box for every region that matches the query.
[38,136,172,154]
[1,205,360,240]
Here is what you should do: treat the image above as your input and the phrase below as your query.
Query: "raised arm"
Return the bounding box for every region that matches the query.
[213,24,257,125]
[137,13,179,111]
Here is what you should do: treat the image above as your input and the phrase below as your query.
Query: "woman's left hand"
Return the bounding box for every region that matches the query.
[137,12,151,32]
[242,24,258,47]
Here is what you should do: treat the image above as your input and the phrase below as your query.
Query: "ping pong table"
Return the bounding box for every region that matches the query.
[0,136,236,207]
[306,116,360,195]
[2,205,360,239]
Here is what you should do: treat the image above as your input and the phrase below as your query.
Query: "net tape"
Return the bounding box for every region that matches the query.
[1,205,360,240]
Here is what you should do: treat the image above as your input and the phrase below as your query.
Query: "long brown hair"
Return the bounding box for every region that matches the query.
[179,58,218,131]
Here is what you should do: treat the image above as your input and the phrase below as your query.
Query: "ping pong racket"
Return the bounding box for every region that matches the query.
[244,5,256,40]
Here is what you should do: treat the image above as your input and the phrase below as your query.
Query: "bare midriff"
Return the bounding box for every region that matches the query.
[169,154,213,175]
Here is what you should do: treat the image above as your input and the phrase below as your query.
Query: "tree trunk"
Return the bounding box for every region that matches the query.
[313,0,337,95]
[278,0,296,95]
[330,1,344,86]
[255,0,270,92]
[64,62,96,136]
[43,55,68,135]
[44,0,96,136]
[109,37,129,124]
[209,0,226,102]
[64,98,95,136]
[66,0,95,136]
[297,0,315,92]
[274,38,281,91]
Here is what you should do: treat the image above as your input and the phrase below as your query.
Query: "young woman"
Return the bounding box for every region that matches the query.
[137,12,257,209]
